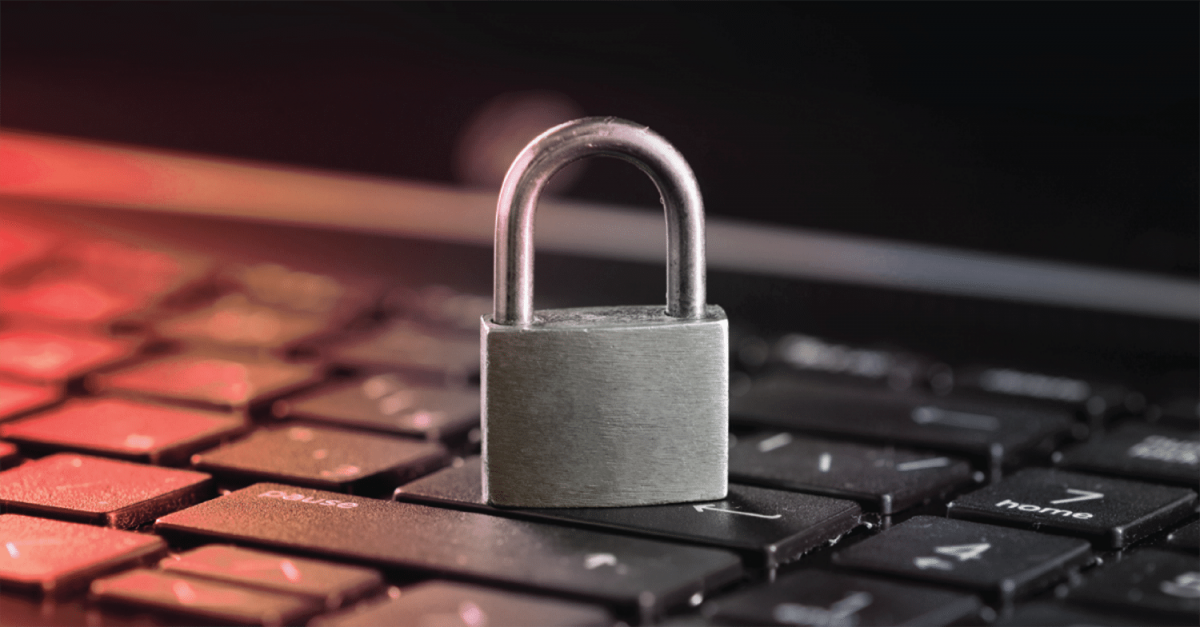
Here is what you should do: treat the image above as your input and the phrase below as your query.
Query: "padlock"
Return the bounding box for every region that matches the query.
[481,117,728,508]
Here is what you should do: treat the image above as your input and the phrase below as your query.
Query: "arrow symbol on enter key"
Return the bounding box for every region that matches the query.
[693,504,782,519]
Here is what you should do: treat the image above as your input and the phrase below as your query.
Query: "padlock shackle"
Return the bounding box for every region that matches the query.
[494,117,706,326]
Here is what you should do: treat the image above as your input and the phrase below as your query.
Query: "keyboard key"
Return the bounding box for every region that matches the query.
[68,238,212,301]
[88,351,322,411]
[0,398,246,465]
[733,374,1074,478]
[0,380,58,421]
[156,483,744,622]
[160,545,381,610]
[0,329,140,383]
[91,568,322,626]
[0,279,152,325]
[1165,519,1200,553]
[769,333,933,391]
[705,569,983,626]
[1056,422,1200,487]
[942,365,1132,422]
[1068,549,1200,622]
[728,431,974,514]
[154,293,345,350]
[0,514,166,596]
[310,581,613,627]
[272,373,479,442]
[325,321,479,378]
[947,468,1197,549]
[832,515,1093,602]
[395,457,862,569]
[0,453,212,528]
[994,601,1148,626]
[192,425,448,495]
[219,262,379,319]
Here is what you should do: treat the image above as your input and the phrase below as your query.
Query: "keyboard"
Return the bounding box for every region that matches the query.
[0,199,1196,627]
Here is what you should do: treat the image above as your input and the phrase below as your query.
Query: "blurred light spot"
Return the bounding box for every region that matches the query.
[454,91,585,194]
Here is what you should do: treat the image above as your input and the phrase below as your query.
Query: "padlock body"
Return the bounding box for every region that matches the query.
[482,305,728,508]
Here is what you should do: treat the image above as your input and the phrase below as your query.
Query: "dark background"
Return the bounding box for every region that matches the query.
[3,2,1197,277]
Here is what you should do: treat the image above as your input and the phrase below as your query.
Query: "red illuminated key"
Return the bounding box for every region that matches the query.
[155,294,341,350]
[0,380,59,421]
[0,329,139,383]
[0,398,245,464]
[192,425,448,495]
[91,568,322,626]
[160,545,381,610]
[0,279,151,324]
[88,352,322,411]
[0,453,212,528]
[69,239,211,299]
[0,514,166,596]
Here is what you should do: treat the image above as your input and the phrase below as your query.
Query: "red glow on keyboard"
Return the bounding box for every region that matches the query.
[0,381,59,419]
[0,330,135,381]
[76,241,186,296]
[0,223,54,274]
[2,280,148,323]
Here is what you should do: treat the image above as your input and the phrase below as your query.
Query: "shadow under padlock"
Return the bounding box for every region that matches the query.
[481,117,729,508]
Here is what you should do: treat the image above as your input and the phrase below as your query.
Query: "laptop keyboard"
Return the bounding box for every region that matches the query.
[0,216,1196,627]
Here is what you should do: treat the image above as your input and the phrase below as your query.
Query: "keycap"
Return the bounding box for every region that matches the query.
[942,365,1132,422]
[832,515,1093,602]
[0,453,212,528]
[947,468,1197,549]
[1056,422,1199,487]
[324,321,479,378]
[0,397,246,465]
[154,293,343,350]
[160,545,381,610]
[728,431,974,514]
[0,379,58,421]
[0,329,140,383]
[0,514,166,596]
[272,373,479,442]
[68,238,212,301]
[379,284,491,333]
[395,457,862,569]
[0,279,152,324]
[91,568,322,626]
[219,262,379,319]
[310,581,613,627]
[705,569,983,626]
[1067,549,1200,622]
[88,351,322,411]
[192,425,448,495]
[769,333,932,391]
[1165,519,1200,553]
[733,374,1074,478]
[993,601,1148,627]
[156,483,744,622]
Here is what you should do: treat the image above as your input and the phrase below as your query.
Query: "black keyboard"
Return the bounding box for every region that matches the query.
[0,203,1196,627]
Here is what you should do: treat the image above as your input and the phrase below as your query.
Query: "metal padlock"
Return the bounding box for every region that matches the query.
[481,117,728,508]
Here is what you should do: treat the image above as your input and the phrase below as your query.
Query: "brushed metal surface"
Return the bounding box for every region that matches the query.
[482,305,728,508]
